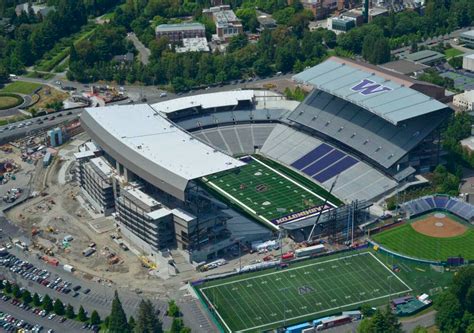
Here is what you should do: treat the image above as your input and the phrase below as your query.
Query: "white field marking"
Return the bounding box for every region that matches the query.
[202,251,413,332]
[201,252,370,291]
[237,289,412,332]
[368,252,413,291]
[204,178,276,230]
[250,156,338,208]
[200,288,232,333]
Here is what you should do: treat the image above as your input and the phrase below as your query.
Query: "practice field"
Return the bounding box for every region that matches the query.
[0,81,42,95]
[202,156,337,227]
[197,251,411,332]
[372,213,474,261]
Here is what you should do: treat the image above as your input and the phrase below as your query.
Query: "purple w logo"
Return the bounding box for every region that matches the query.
[351,79,392,95]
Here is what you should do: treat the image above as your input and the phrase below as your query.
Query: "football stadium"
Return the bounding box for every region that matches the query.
[74,56,463,331]
[371,195,474,262]
[76,56,455,263]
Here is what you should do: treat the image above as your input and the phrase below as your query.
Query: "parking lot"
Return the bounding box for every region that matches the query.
[0,296,85,332]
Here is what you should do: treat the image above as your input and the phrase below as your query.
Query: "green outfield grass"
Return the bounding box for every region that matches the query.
[201,156,339,228]
[196,251,411,332]
[372,214,474,261]
[1,81,42,95]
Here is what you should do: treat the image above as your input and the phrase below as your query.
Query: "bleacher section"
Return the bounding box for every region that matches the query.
[260,125,397,202]
[173,106,399,203]
[402,195,474,222]
[193,124,277,156]
[288,90,447,169]
[174,109,290,131]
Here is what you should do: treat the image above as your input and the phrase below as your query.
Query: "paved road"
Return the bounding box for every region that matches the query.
[0,298,85,332]
[391,27,472,55]
[127,32,151,65]
[0,95,32,118]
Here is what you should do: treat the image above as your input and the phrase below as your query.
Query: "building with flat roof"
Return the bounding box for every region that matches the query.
[401,50,445,65]
[203,5,243,41]
[77,156,115,215]
[155,23,206,43]
[379,59,429,76]
[329,16,355,32]
[463,53,474,72]
[176,37,210,53]
[453,90,474,111]
[460,30,474,48]
[15,2,55,17]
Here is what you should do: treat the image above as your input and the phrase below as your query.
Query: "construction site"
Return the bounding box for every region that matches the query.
[0,130,315,297]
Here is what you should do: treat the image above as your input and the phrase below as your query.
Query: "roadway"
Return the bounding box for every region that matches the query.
[126,32,151,65]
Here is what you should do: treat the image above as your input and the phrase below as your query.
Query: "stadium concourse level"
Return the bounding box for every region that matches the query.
[402,195,474,222]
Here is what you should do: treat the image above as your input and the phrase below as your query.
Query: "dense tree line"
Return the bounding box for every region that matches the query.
[435,266,474,333]
[0,0,120,77]
[65,0,474,91]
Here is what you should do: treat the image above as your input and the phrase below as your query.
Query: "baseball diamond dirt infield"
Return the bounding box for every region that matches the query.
[411,213,468,238]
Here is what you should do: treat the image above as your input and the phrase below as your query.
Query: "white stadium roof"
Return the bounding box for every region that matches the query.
[293,57,447,125]
[81,104,244,200]
[151,90,254,114]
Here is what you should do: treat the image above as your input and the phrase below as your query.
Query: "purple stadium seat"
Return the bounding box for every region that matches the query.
[302,150,345,176]
[291,144,332,170]
[313,156,358,183]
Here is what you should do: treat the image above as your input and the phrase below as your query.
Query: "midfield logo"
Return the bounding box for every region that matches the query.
[351,79,393,95]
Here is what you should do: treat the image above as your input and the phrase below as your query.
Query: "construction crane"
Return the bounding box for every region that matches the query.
[306,175,339,243]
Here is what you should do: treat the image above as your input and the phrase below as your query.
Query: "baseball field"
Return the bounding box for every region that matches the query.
[372,212,474,261]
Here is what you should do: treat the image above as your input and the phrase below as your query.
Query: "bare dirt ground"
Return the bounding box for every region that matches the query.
[412,214,467,238]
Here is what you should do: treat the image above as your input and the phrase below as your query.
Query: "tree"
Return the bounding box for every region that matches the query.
[66,304,75,319]
[435,291,463,332]
[4,280,12,294]
[412,326,428,333]
[167,300,180,317]
[54,298,65,316]
[358,306,402,333]
[42,294,53,313]
[32,293,41,307]
[128,316,136,331]
[134,299,163,333]
[22,290,32,305]
[170,318,184,333]
[108,291,130,332]
[360,304,376,317]
[12,284,22,299]
[90,310,101,325]
[78,305,88,322]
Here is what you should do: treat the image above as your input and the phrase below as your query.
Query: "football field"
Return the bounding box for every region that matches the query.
[201,156,337,227]
[197,251,411,332]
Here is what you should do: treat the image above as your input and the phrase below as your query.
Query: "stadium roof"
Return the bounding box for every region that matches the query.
[151,90,255,114]
[81,104,244,200]
[293,57,447,125]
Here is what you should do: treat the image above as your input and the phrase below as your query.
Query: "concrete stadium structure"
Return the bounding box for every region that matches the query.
[76,57,453,260]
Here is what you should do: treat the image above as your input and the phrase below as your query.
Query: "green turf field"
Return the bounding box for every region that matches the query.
[202,156,338,228]
[197,251,411,332]
[372,214,474,261]
[0,81,42,95]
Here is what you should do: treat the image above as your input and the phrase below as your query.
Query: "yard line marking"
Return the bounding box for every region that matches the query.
[200,252,372,291]
[368,252,412,291]
[200,287,232,333]
[237,289,412,332]
[250,155,338,209]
